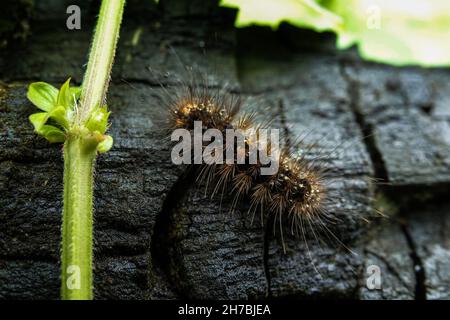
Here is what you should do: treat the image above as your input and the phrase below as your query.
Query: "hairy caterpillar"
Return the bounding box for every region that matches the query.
[161,74,343,253]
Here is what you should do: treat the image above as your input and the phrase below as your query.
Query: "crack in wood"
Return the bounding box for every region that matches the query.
[339,60,389,184]
[150,165,196,298]
[400,223,427,300]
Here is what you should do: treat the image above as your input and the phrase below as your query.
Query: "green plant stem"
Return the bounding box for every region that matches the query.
[61,0,125,300]
[61,135,96,300]
[78,0,125,124]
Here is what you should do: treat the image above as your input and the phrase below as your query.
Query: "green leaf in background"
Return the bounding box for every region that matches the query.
[220,0,343,32]
[27,82,59,112]
[221,0,450,66]
[323,0,450,66]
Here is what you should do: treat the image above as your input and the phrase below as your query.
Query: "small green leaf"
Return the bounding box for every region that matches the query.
[57,78,72,108]
[49,106,70,129]
[29,112,49,132]
[27,82,59,112]
[97,135,113,153]
[70,86,82,101]
[37,125,66,143]
[85,106,110,134]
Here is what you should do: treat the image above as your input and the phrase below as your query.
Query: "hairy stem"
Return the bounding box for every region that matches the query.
[78,0,125,124]
[61,135,96,300]
[61,0,125,300]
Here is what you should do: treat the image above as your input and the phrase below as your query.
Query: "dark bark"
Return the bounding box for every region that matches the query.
[1,0,449,299]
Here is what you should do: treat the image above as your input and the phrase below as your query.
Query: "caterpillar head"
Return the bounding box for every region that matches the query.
[168,86,241,132]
